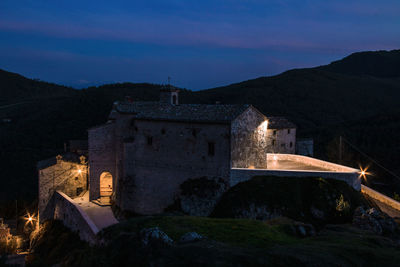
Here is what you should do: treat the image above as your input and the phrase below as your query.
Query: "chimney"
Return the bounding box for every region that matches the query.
[160,86,179,105]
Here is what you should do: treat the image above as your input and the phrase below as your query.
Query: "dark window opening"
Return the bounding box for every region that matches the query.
[192,129,197,137]
[130,119,135,127]
[281,143,285,147]
[147,136,153,146]
[273,130,277,135]
[76,187,83,195]
[161,129,166,135]
[272,140,276,145]
[173,95,177,105]
[290,142,293,148]
[208,142,215,156]
[288,129,291,134]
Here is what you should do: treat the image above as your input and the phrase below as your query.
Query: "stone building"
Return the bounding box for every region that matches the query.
[37,153,88,218]
[88,88,297,214]
[266,117,296,154]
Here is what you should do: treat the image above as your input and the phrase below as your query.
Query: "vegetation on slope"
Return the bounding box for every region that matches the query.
[29,216,400,266]
[211,176,367,226]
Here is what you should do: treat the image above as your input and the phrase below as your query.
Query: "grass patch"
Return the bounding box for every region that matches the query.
[102,215,296,248]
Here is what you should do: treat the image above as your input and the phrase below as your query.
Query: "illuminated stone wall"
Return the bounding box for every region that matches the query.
[88,123,116,201]
[38,157,87,219]
[231,107,269,168]
[118,119,231,214]
[361,185,400,210]
[44,191,98,244]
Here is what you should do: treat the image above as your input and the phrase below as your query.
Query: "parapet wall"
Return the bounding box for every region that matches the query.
[361,185,400,211]
[230,154,361,190]
[42,191,99,244]
[266,153,358,172]
[230,168,360,190]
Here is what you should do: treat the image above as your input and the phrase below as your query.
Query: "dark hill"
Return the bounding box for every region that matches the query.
[196,68,400,128]
[0,69,76,105]
[319,49,400,78]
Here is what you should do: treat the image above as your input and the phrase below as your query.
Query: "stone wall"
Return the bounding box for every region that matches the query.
[43,191,99,244]
[231,107,269,168]
[361,185,400,210]
[119,119,231,214]
[38,158,87,218]
[88,123,117,201]
[230,168,360,190]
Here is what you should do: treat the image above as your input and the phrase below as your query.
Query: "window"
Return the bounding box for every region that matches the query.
[272,140,276,146]
[208,142,215,156]
[290,142,293,148]
[281,143,285,147]
[161,129,166,135]
[273,130,277,135]
[288,129,291,134]
[173,95,177,105]
[192,129,197,137]
[147,136,153,146]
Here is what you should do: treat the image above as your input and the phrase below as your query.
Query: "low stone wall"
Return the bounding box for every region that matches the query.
[230,168,361,191]
[266,153,358,172]
[361,185,400,211]
[42,191,99,244]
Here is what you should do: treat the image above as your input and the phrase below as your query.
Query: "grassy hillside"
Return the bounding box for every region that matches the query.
[29,217,400,266]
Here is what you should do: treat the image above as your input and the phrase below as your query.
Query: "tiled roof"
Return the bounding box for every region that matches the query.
[37,152,82,170]
[115,102,251,123]
[267,116,296,129]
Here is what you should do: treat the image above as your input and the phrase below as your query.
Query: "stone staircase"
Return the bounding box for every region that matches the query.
[95,186,112,206]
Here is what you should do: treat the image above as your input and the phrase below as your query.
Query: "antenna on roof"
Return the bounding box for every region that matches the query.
[167,76,171,88]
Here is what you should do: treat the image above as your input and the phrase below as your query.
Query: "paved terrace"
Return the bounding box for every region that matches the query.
[266,160,332,171]
[72,192,118,230]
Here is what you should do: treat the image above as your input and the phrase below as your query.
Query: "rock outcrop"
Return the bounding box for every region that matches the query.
[140,227,173,247]
[352,206,398,235]
[180,177,228,216]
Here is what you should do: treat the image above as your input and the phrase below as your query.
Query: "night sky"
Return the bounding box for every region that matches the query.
[0,1,399,89]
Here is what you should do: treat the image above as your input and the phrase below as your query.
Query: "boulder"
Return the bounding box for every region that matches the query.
[352,206,397,235]
[140,227,173,247]
[179,232,204,243]
[292,222,316,237]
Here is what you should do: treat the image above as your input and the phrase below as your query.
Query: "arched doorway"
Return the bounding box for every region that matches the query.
[99,172,113,205]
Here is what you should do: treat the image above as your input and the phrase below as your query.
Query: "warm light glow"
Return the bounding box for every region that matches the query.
[248,165,255,169]
[24,212,36,226]
[78,169,82,174]
[259,120,268,132]
[359,166,371,180]
[273,155,278,161]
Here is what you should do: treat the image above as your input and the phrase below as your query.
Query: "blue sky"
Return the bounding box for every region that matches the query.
[0,0,399,89]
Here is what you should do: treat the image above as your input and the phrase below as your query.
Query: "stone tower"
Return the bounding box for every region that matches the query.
[160,87,179,105]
